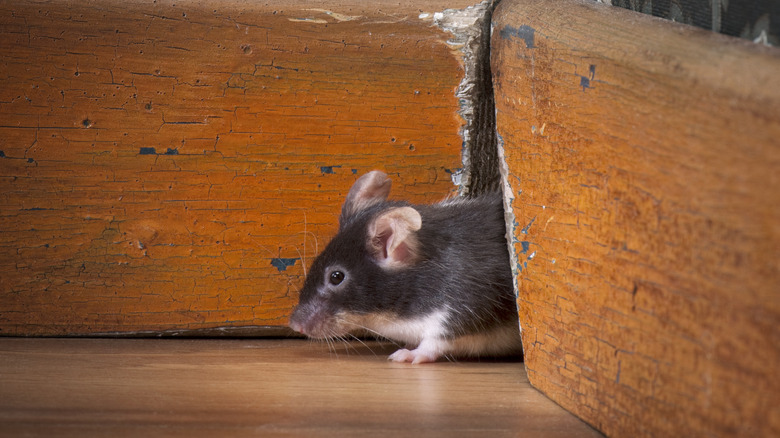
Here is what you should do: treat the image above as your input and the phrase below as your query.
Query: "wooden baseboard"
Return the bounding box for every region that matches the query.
[0,0,480,335]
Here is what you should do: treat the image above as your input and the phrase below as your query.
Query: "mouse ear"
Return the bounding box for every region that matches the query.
[341,170,392,222]
[367,206,422,269]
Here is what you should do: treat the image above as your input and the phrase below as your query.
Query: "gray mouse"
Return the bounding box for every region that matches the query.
[288,170,522,363]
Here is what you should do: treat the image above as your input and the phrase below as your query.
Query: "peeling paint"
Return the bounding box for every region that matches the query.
[320,165,341,174]
[496,130,522,326]
[521,217,536,234]
[579,64,597,91]
[289,9,361,24]
[270,258,299,272]
[139,147,180,155]
[288,18,328,24]
[306,9,361,22]
[429,1,495,194]
[499,24,535,48]
[580,75,591,90]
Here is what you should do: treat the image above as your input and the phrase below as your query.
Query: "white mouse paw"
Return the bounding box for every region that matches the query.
[388,348,439,364]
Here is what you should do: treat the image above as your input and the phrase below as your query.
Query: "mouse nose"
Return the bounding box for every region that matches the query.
[288,311,306,334]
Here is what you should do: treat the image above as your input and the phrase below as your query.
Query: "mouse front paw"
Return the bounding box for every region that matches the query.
[388,348,439,364]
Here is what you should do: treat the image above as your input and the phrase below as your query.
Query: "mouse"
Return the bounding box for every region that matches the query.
[288,170,522,363]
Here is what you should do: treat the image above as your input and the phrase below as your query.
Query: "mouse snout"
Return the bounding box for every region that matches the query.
[287,302,342,339]
[288,319,303,334]
[288,307,306,334]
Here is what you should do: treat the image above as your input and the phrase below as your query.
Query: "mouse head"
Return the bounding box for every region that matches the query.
[289,171,422,338]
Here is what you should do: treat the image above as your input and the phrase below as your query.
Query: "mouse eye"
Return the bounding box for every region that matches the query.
[329,270,345,286]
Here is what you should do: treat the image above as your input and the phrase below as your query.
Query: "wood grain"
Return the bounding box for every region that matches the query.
[0,0,475,335]
[0,338,603,437]
[492,0,780,436]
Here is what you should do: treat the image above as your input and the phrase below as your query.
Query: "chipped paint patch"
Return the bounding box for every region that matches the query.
[306,9,361,22]
[521,217,536,234]
[270,258,299,272]
[290,9,361,24]
[579,64,597,91]
[288,18,328,24]
[499,24,535,48]
[497,130,521,311]
[320,165,341,174]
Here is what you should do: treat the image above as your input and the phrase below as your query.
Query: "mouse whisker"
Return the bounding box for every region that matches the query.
[346,333,379,357]
[332,333,351,354]
[335,318,403,349]
[324,335,338,357]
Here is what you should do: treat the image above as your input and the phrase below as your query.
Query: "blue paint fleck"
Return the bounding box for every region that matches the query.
[320,165,342,174]
[165,148,178,155]
[27,158,34,163]
[0,150,5,157]
[500,25,535,48]
[270,258,299,272]
[139,147,156,155]
[22,207,53,211]
[520,241,531,254]
[521,217,536,234]
[580,75,590,91]
[580,65,596,91]
[351,169,358,174]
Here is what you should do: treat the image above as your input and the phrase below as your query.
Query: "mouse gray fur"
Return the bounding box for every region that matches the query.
[288,170,522,363]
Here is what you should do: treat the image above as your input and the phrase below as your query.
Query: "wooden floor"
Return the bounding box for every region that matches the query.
[0,338,602,437]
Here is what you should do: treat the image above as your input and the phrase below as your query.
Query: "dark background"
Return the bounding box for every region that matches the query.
[612,0,779,46]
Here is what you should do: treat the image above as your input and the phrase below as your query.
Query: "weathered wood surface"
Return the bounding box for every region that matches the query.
[492,0,780,437]
[0,0,475,335]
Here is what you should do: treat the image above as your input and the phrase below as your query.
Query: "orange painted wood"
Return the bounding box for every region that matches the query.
[492,0,780,437]
[0,0,478,335]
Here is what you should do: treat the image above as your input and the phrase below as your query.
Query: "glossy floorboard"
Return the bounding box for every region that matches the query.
[0,338,602,437]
